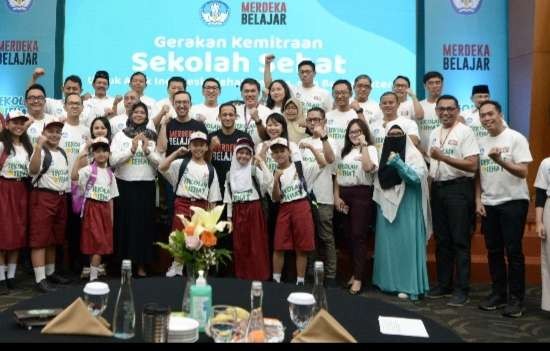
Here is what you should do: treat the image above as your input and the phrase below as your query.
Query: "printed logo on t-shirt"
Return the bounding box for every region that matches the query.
[182,169,209,197]
[89,184,111,202]
[128,151,150,166]
[337,163,358,178]
[233,189,253,202]
[50,168,70,186]
[5,162,27,178]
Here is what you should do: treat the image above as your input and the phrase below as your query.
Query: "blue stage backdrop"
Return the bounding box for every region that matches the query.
[424,0,509,117]
[0,0,58,115]
[63,0,417,104]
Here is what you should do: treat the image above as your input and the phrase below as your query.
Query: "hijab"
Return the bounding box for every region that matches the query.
[378,125,407,190]
[229,143,254,194]
[284,98,306,144]
[122,102,158,141]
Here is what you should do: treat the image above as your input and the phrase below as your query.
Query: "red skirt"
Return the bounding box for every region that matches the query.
[274,199,315,252]
[172,197,208,232]
[81,199,113,255]
[0,178,29,250]
[232,200,270,281]
[29,189,67,248]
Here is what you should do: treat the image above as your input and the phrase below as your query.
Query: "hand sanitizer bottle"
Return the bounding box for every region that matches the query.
[190,270,212,332]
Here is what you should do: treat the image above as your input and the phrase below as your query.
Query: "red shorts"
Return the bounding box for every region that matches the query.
[81,199,113,255]
[274,199,315,252]
[172,197,208,232]
[29,189,67,248]
[0,178,29,250]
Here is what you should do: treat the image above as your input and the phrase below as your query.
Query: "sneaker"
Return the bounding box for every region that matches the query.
[165,261,183,278]
[46,272,72,285]
[35,279,57,293]
[447,293,470,307]
[398,292,409,299]
[80,267,90,279]
[426,286,453,299]
[6,278,16,290]
[502,298,524,318]
[98,264,107,277]
[479,293,507,311]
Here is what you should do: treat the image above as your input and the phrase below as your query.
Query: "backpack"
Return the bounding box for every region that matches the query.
[71,162,114,216]
[32,147,68,186]
[175,156,215,194]
[293,161,321,238]
[226,166,262,200]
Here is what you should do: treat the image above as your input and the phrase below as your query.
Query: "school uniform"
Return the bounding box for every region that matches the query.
[0,143,30,250]
[28,148,70,249]
[78,165,119,255]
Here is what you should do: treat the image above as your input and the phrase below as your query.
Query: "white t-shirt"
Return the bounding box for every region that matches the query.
[109,114,157,136]
[291,84,333,118]
[269,163,312,204]
[353,99,383,126]
[235,104,272,145]
[45,98,66,118]
[82,96,115,127]
[326,109,357,149]
[462,108,509,140]
[256,140,303,174]
[418,99,440,157]
[369,120,386,158]
[61,123,89,174]
[190,104,220,134]
[336,146,379,187]
[0,143,30,179]
[300,137,338,205]
[397,99,416,120]
[109,131,161,181]
[27,114,54,145]
[535,157,550,197]
[116,95,156,116]
[371,117,419,159]
[78,165,119,202]
[385,116,420,139]
[161,159,222,202]
[479,128,532,206]
[30,148,70,192]
[428,123,479,181]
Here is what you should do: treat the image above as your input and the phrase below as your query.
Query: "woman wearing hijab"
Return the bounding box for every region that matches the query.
[283,98,307,144]
[110,102,161,277]
[372,125,431,301]
[223,138,272,280]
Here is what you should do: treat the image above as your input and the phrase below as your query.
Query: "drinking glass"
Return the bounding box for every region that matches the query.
[83,282,110,317]
[208,305,237,343]
[287,293,316,332]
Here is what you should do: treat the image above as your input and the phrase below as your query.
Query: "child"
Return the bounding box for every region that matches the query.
[158,131,222,275]
[0,111,33,294]
[223,138,271,281]
[71,137,118,281]
[28,117,72,293]
[269,137,316,286]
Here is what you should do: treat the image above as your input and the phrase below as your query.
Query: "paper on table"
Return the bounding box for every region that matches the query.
[378,316,429,338]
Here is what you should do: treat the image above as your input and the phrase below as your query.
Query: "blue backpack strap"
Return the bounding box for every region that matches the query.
[175,156,192,193]
[33,147,52,186]
[57,147,68,165]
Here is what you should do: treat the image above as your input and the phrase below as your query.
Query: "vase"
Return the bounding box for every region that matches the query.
[182,264,196,314]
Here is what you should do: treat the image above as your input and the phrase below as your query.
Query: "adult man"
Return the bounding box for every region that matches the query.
[264,56,333,118]
[109,90,155,136]
[326,80,361,149]
[151,76,187,127]
[462,85,492,139]
[116,72,156,116]
[392,75,424,120]
[351,74,383,126]
[235,78,270,145]
[30,68,83,119]
[190,78,222,134]
[427,95,479,307]
[418,71,443,158]
[208,102,252,195]
[299,107,338,287]
[24,84,54,145]
[476,100,532,318]
[82,70,114,127]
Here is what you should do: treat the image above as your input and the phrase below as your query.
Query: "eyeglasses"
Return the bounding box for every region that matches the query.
[436,107,457,113]
[306,118,322,123]
[349,129,362,136]
[27,96,45,102]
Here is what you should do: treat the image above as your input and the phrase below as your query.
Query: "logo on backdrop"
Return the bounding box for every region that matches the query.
[200,1,230,26]
[6,0,33,12]
[241,2,287,25]
[450,0,482,15]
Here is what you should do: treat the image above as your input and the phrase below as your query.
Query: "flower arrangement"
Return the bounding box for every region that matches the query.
[157,205,233,274]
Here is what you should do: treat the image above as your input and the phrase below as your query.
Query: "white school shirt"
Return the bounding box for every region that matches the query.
[290,84,333,118]
[418,99,440,158]
[299,137,338,205]
[269,163,312,204]
[352,99,383,126]
[78,165,119,202]
[61,123,89,175]
[27,114,54,145]
[161,159,222,202]
[223,166,272,218]
[326,109,357,149]
[190,104,220,135]
[397,99,416,120]
[479,128,532,206]
[116,95,156,116]
[29,149,70,192]
[109,114,157,136]
[82,96,115,127]
[109,132,161,181]
[428,123,479,181]
[535,158,550,197]
[235,104,272,145]
[0,143,30,179]
[336,145,379,187]
[255,140,303,174]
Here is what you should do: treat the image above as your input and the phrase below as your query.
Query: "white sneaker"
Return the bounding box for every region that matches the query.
[80,267,90,279]
[165,261,183,277]
[98,264,107,277]
[398,292,409,299]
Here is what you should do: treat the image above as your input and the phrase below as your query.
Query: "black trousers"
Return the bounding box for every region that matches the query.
[482,200,529,301]
[431,178,474,294]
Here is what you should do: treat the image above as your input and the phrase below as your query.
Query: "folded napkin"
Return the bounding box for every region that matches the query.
[41,298,113,337]
[291,309,357,343]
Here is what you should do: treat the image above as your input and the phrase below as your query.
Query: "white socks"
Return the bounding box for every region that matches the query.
[34,267,46,283]
[296,277,305,285]
[45,264,55,276]
[0,265,5,281]
[272,273,281,283]
[90,266,100,281]
[7,264,16,279]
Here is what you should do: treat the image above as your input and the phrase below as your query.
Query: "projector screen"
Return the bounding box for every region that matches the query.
[63,0,417,103]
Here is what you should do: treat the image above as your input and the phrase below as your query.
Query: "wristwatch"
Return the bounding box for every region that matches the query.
[355,108,364,114]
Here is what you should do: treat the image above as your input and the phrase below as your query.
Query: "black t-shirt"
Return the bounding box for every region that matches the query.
[208,129,252,193]
[165,118,208,156]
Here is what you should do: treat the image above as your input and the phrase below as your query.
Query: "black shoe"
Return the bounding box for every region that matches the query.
[46,272,72,285]
[447,293,470,307]
[426,286,453,299]
[479,293,507,311]
[0,281,9,295]
[6,278,15,290]
[35,279,57,293]
[502,298,524,318]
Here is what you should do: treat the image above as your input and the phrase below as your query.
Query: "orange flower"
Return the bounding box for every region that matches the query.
[200,230,217,248]
[184,224,195,236]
